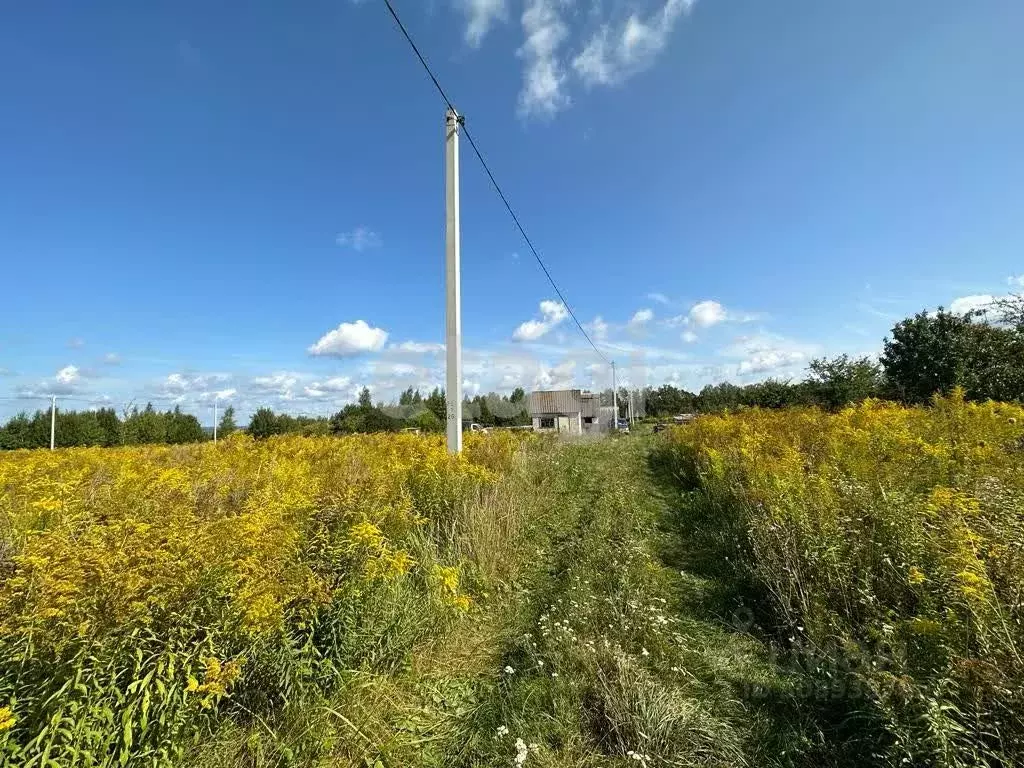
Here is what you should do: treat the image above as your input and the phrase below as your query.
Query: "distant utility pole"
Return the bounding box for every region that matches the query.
[445,107,463,454]
[50,395,56,451]
[612,362,618,431]
[213,399,218,444]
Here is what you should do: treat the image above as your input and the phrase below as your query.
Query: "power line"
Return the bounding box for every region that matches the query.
[381,0,610,366]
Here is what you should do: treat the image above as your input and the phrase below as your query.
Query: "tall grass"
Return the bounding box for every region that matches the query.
[0,431,532,767]
[658,392,1024,766]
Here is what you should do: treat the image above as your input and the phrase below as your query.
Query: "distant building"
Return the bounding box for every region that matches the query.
[528,389,603,434]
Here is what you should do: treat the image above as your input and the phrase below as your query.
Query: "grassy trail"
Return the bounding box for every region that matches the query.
[385,437,855,768]
[207,437,862,767]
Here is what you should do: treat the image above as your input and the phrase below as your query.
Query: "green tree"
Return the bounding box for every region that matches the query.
[696,382,743,413]
[806,355,882,410]
[126,403,167,444]
[510,387,526,405]
[411,408,443,432]
[217,406,237,438]
[398,387,423,406]
[425,388,446,423]
[0,413,40,450]
[95,408,120,446]
[358,387,373,409]
[476,395,493,426]
[248,407,280,439]
[880,309,1024,404]
[739,378,808,409]
[329,402,399,434]
[645,384,697,416]
[166,406,205,443]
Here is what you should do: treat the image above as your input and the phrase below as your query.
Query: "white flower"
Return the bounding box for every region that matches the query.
[496,725,509,737]
[641,647,650,657]
[537,660,544,667]
[504,665,515,675]
[514,737,529,765]
[551,672,558,678]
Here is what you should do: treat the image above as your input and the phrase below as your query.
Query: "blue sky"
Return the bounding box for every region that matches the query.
[1,0,1022,421]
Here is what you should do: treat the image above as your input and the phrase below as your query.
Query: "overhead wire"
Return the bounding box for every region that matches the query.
[381,0,611,366]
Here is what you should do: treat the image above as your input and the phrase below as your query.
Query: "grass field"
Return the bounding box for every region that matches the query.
[2,397,1023,767]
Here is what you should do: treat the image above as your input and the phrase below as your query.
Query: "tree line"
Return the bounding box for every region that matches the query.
[0,403,238,450]
[4,299,1024,448]
[245,387,530,439]
[639,301,1024,416]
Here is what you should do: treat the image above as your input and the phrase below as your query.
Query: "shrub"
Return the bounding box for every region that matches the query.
[0,432,517,767]
[659,392,1024,766]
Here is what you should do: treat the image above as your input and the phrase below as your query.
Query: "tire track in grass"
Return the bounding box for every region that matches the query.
[304,437,865,767]
[450,438,788,767]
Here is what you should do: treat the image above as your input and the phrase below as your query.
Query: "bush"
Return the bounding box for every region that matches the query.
[0,433,518,766]
[659,392,1024,766]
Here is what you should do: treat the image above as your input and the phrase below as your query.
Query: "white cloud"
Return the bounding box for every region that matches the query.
[319,376,352,391]
[587,316,609,341]
[681,330,698,343]
[513,300,568,341]
[1008,275,1024,288]
[251,372,301,395]
[67,337,85,349]
[535,359,576,389]
[155,372,232,404]
[457,0,507,47]
[196,388,237,403]
[719,333,818,377]
[391,341,446,354]
[335,227,381,251]
[517,0,570,118]
[164,372,229,394]
[949,295,997,315]
[688,300,727,328]
[647,292,669,304]
[308,320,389,357]
[103,352,121,365]
[56,365,80,385]
[303,376,353,399]
[573,0,695,87]
[628,308,654,329]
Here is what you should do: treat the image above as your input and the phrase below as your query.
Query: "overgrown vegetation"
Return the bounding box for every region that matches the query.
[0,430,531,767]
[656,393,1024,766]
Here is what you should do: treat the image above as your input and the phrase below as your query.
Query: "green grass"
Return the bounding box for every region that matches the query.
[185,435,900,767]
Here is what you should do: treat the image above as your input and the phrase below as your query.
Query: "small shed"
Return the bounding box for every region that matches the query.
[529,389,602,434]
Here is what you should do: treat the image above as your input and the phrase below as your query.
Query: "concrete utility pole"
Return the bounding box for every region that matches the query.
[213,399,218,444]
[612,361,618,431]
[445,107,463,454]
[50,395,56,451]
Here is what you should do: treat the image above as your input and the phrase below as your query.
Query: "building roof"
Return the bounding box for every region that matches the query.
[529,389,584,415]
